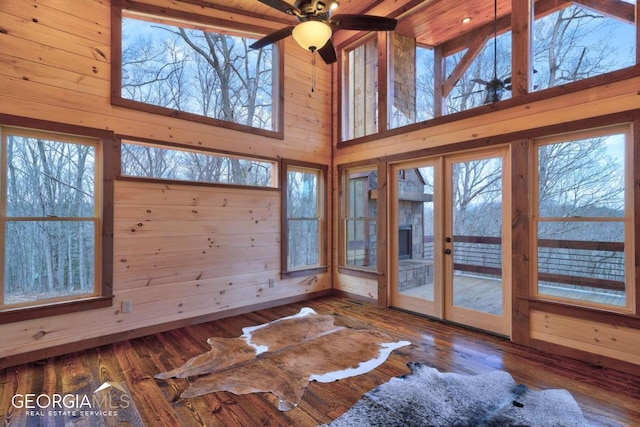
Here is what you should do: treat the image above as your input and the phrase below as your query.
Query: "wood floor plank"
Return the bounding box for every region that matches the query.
[1,295,639,426]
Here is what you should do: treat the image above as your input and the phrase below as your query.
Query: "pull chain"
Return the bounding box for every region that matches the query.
[311,50,316,93]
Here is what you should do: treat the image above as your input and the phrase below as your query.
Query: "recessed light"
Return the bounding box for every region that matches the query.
[462,17,471,24]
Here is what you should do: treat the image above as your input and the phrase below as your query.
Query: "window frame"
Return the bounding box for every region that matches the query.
[280,159,328,278]
[338,164,381,277]
[0,115,114,324]
[340,34,384,141]
[531,124,635,312]
[110,1,284,139]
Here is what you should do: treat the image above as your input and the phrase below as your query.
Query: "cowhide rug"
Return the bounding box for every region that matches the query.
[155,307,410,411]
[325,362,592,427]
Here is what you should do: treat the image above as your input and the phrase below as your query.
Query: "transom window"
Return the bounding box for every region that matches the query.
[120,140,278,188]
[113,3,282,137]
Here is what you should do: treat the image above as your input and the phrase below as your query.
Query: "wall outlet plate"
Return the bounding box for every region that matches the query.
[121,299,132,313]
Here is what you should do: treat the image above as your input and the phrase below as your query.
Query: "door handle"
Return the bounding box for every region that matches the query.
[444,249,452,255]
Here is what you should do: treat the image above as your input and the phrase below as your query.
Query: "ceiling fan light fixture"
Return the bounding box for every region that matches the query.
[292,20,332,52]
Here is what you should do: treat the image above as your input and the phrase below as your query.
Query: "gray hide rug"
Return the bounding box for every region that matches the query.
[324,362,592,427]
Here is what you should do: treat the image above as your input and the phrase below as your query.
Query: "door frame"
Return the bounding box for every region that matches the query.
[388,146,512,337]
[443,147,512,337]
[389,157,444,319]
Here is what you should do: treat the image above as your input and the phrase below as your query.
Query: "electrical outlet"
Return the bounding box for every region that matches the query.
[121,299,132,313]
[268,278,276,288]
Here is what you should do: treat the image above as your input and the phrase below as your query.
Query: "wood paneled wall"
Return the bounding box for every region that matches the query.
[0,0,331,364]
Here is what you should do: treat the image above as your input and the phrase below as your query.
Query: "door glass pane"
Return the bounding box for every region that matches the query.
[397,166,435,301]
[451,157,503,314]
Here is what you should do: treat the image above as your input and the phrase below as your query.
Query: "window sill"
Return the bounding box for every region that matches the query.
[281,266,328,280]
[338,266,382,279]
[0,296,113,325]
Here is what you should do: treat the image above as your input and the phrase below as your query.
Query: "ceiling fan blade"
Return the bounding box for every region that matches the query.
[330,14,397,31]
[318,39,337,64]
[471,78,490,86]
[249,26,294,49]
[258,0,301,16]
[452,89,484,99]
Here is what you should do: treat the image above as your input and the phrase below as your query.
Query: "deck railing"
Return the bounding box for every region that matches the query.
[424,235,625,292]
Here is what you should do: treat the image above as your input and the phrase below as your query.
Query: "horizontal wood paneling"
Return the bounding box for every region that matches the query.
[530,309,640,365]
[0,0,331,361]
[334,273,378,300]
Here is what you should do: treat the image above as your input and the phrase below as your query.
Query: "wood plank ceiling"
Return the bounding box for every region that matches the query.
[178,0,515,47]
[176,0,632,49]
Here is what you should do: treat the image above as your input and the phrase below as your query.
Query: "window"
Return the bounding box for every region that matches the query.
[120,140,277,188]
[445,30,512,114]
[533,125,633,309]
[533,1,636,91]
[0,123,113,322]
[282,160,327,276]
[343,167,378,269]
[112,3,283,137]
[342,36,378,140]
[389,36,436,129]
[341,1,638,144]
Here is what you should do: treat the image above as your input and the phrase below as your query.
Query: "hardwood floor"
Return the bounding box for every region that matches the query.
[1,295,639,426]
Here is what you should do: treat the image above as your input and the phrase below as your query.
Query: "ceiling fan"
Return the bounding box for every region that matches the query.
[249,0,397,64]
[472,0,510,104]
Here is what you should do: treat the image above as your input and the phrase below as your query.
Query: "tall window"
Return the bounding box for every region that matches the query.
[0,127,105,313]
[113,3,282,136]
[533,125,633,309]
[282,161,327,276]
[343,36,378,140]
[344,168,378,269]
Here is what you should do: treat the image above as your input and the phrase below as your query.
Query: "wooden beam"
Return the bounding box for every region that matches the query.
[510,140,530,346]
[572,0,635,23]
[442,27,493,98]
[378,31,389,133]
[433,45,445,117]
[511,0,533,97]
[377,162,388,307]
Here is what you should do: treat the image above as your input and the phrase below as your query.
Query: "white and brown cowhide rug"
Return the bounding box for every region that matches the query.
[155,307,410,411]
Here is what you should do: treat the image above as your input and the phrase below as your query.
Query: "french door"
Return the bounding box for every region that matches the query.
[390,147,511,336]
